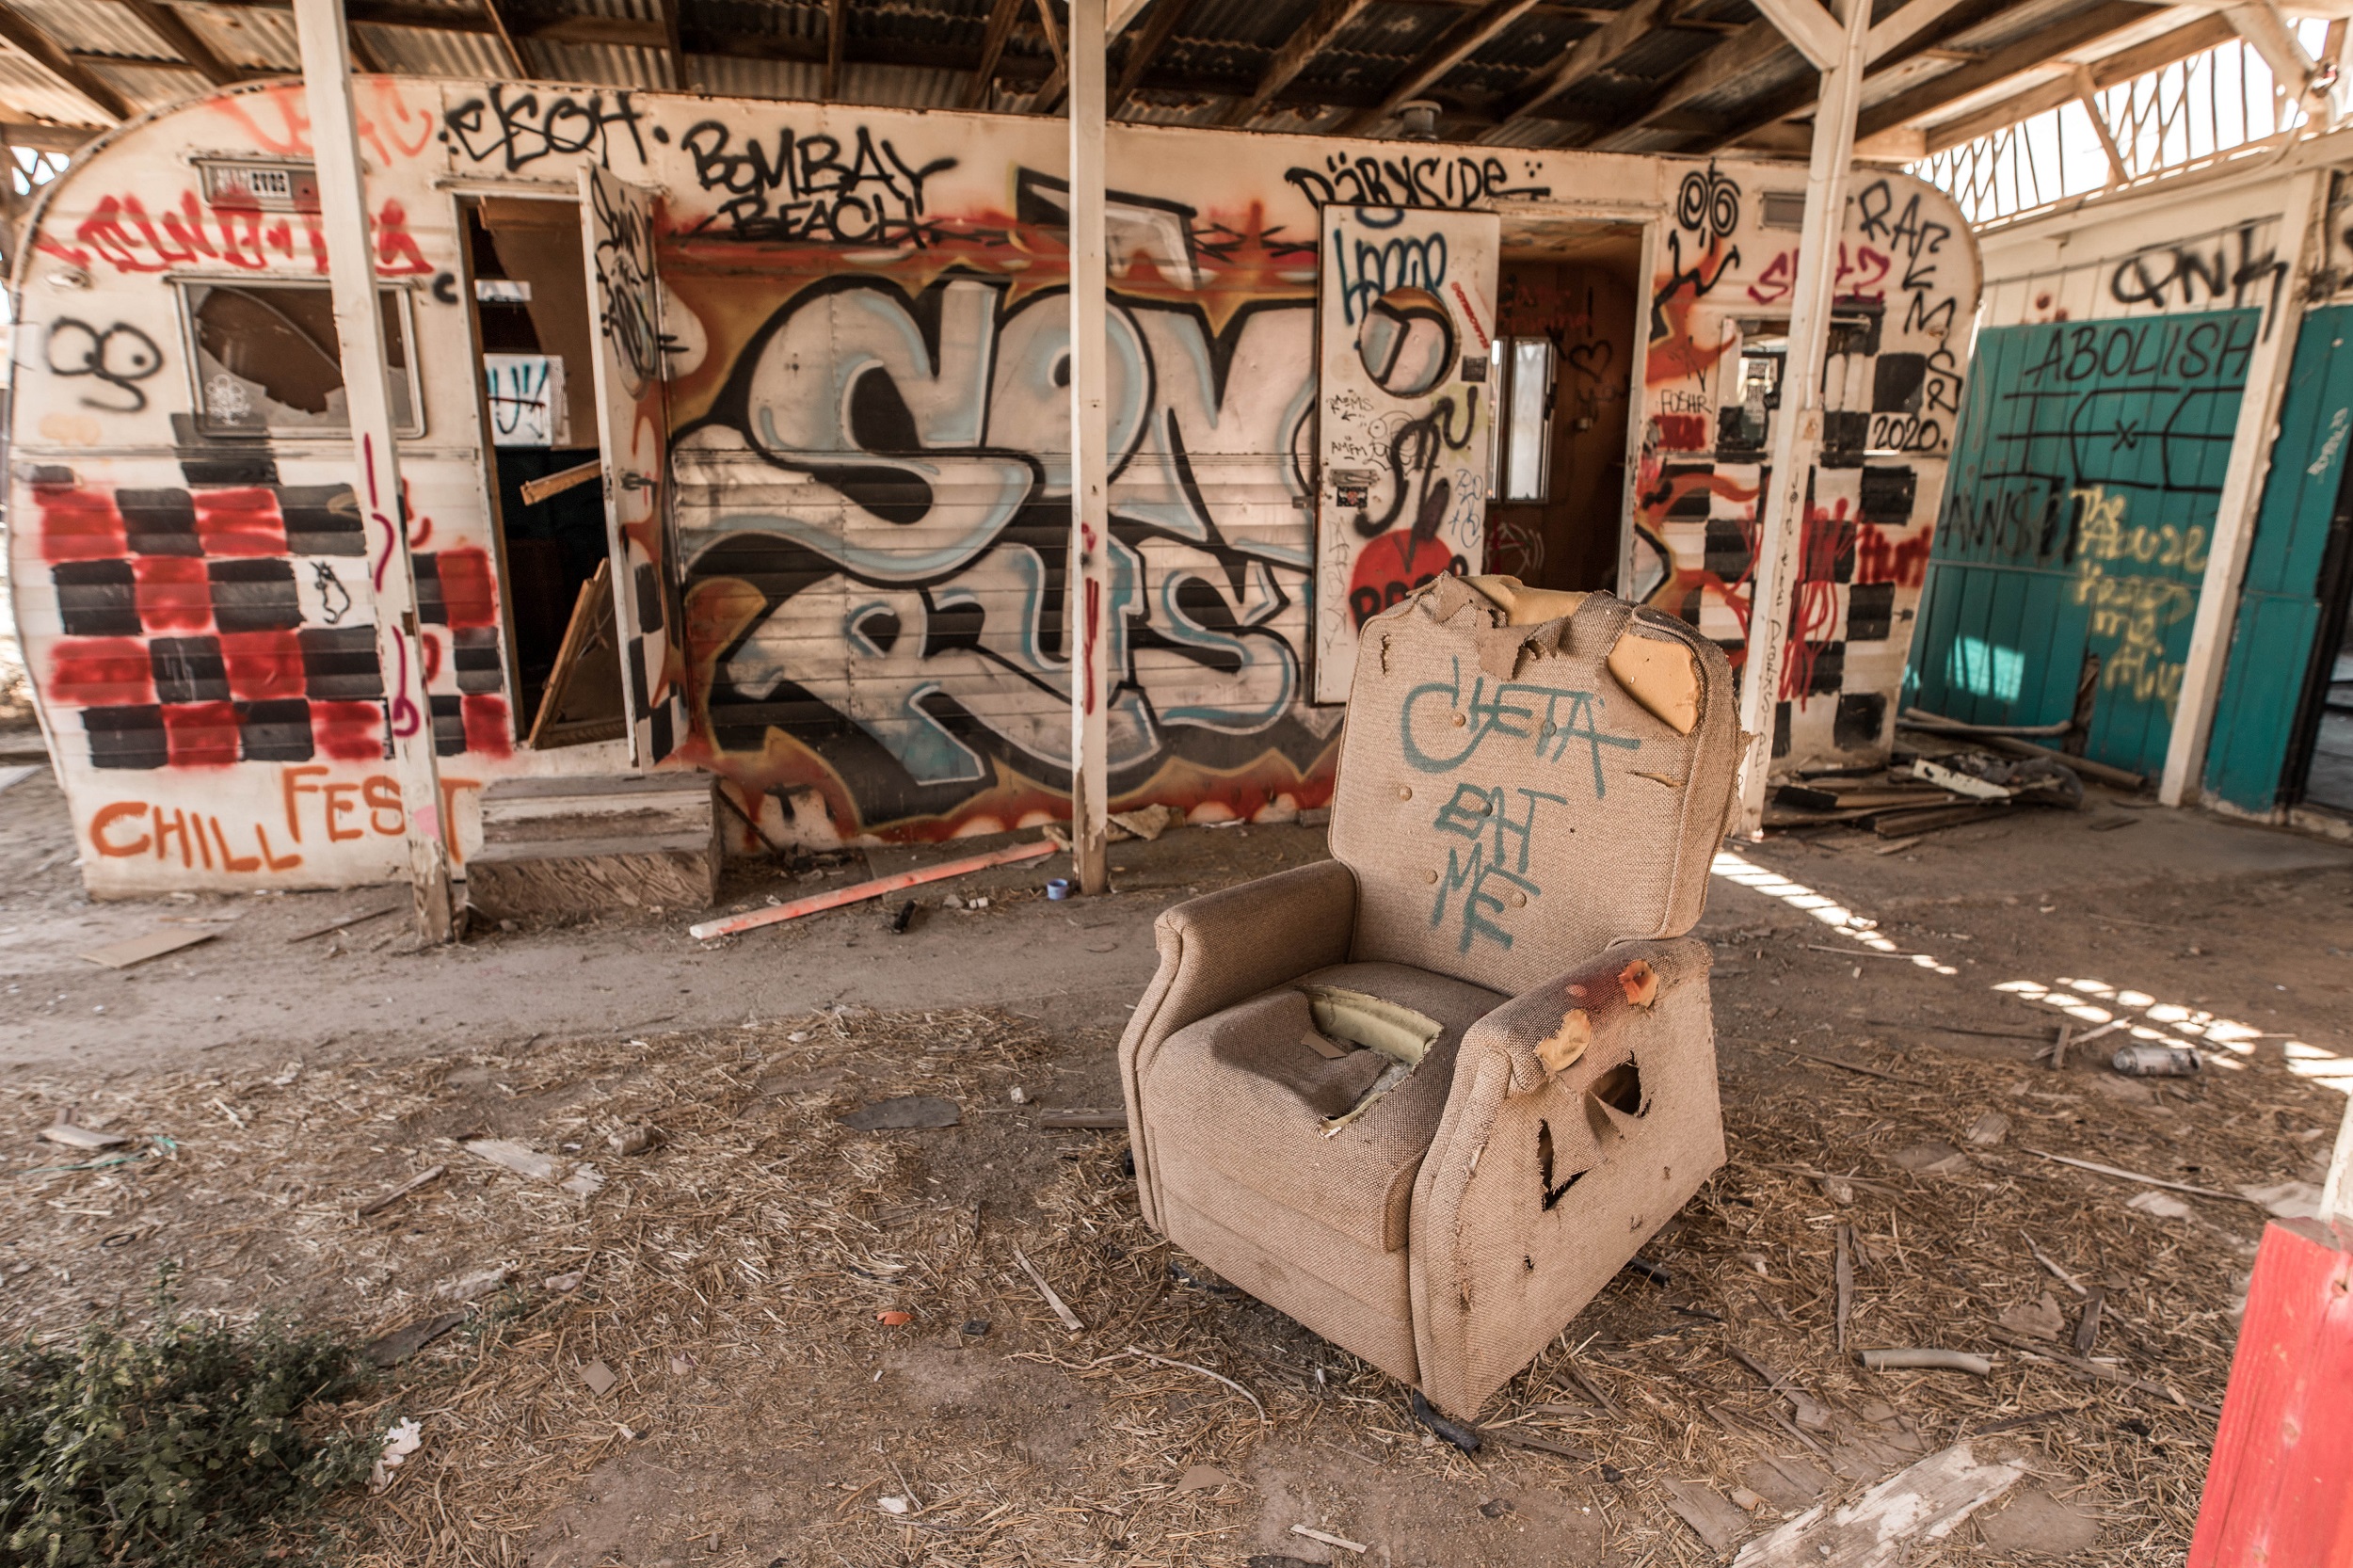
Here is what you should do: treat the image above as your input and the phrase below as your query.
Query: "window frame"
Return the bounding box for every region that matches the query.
[171,274,426,440]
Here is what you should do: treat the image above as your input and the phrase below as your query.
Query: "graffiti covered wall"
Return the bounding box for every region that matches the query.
[8,81,1978,890]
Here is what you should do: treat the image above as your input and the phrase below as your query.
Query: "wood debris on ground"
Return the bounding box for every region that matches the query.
[0,992,2321,1566]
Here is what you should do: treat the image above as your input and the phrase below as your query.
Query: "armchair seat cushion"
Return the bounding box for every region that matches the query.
[1144,960,1506,1255]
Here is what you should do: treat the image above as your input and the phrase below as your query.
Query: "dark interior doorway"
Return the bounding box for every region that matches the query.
[460,196,619,744]
[1489,227,1641,593]
[2288,486,2353,814]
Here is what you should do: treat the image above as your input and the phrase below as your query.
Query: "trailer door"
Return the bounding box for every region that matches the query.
[579,165,688,765]
[1312,204,1501,703]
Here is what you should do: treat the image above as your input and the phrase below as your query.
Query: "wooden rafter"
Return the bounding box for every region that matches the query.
[1566,15,1784,147]
[1854,0,2157,139]
[1218,0,1373,126]
[0,0,133,120]
[122,0,241,86]
[1485,0,1666,131]
[823,0,844,97]
[964,0,1025,109]
[477,0,527,75]
[663,0,691,92]
[1689,0,2012,153]
[1109,0,1194,116]
[1337,0,1537,134]
[1920,10,2233,152]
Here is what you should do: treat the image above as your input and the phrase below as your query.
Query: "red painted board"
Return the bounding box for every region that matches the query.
[2188,1219,2353,1568]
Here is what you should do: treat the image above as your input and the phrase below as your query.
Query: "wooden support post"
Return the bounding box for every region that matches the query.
[1067,0,1111,896]
[295,0,455,942]
[2160,169,2319,808]
[1734,0,1869,838]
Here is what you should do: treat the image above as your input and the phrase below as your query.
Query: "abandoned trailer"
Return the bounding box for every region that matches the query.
[0,0,2349,1563]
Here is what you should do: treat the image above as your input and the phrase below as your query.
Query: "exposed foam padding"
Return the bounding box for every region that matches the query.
[1607,627,1703,735]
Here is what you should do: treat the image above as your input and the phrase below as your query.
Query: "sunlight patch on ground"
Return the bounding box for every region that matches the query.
[1709,852,1959,975]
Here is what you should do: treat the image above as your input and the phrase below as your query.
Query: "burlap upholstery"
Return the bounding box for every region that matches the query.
[1117,579,1737,1417]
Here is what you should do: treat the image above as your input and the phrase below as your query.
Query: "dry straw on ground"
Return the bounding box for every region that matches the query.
[1,1001,2314,1565]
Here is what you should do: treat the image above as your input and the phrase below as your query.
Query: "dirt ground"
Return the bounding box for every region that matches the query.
[3,754,2350,1567]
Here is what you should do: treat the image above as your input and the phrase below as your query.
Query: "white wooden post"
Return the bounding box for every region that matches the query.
[1067,0,1111,894]
[1734,0,1870,839]
[295,0,455,940]
[2161,169,2322,808]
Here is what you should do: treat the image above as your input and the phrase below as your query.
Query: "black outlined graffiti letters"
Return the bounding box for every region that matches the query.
[680,122,957,246]
[444,86,648,171]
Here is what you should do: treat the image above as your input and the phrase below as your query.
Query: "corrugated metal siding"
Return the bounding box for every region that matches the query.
[177,5,303,73]
[364,25,521,79]
[525,40,677,88]
[9,0,175,61]
[0,54,102,124]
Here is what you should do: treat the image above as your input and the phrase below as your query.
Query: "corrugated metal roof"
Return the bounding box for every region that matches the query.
[0,0,2239,175]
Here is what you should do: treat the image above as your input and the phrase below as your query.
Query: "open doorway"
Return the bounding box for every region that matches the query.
[1487,224,1641,593]
[460,195,625,747]
[2285,484,2353,816]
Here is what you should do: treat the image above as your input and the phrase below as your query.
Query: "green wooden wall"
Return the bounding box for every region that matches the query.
[1907,310,2261,778]
[2203,303,2353,811]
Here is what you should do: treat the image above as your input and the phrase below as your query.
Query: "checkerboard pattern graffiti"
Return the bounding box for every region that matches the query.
[29,466,511,772]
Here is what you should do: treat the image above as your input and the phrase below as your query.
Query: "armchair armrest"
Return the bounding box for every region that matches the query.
[1118,858,1358,1226]
[1458,937,1714,1096]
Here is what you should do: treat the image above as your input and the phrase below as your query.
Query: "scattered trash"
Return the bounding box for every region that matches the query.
[1110,802,1181,840]
[876,1310,911,1326]
[364,1311,468,1368]
[1997,1292,2066,1340]
[1859,1349,1993,1375]
[77,927,218,969]
[462,1139,561,1181]
[2112,1043,2201,1077]
[1013,1246,1084,1332]
[357,1163,444,1217]
[288,904,397,944]
[688,839,1056,938]
[886,900,918,935]
[1623,1255,1672,1286]
[2024,1146,2261,1206]
[1008,1086,1027,1105]
[580,1358,617,1397]
[1039,1108,1126,1129]
[1478,1497,1513,1518]
[1659,1477,1750,1554]
[877,1495,914,1515]
[437,1265,511,1303]
[559,1163,606,1197]
[1290,1524,1369,1554]
[370,1417,423,1494]
[669,1354,695,1374]
[1410,1388,1481,1452]
[1176,1464,1237,1493]
[1729,1442,2022,1567]
[2236,1180,2323,1220]
[608,1126,660,1156]
[960,1319,990,1336]
[1965,1111,2010,1146]
[839,1096,961,1130]
[1046,878,1074,901]
[544,1271,586,1292]
[2126,1190,2194,1220]
[39,1122,130,1150]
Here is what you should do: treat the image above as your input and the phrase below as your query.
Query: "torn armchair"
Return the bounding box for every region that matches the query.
[1117,577,1743,1419]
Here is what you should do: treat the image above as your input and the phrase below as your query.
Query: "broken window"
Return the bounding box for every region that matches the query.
[182,281,420,437]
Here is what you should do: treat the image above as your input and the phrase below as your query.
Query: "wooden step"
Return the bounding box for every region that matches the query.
[467,774,717,920]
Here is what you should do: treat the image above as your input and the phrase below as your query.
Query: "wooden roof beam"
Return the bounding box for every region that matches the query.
[1687,0,2014,153]
[964,0,1025,108]
[1920,10,2235,152]
[664,0,692,92]
[1218,0,1374,126]
[121,0,242,86]
[1484,0,1668,134]
[0,0,133,120]
[1110,0,1196,115]
[1854,0,2162,138]
[1337,0,1538,134]
[1569,15,1786,147]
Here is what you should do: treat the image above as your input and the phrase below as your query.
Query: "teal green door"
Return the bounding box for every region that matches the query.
[1907,311,2261,778]
[2203,303,2353,810]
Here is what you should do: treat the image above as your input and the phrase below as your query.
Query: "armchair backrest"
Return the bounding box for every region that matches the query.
[1327,578,1741,997]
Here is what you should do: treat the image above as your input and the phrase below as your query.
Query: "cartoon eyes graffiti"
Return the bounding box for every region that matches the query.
[1356,288,1457,399]
[45,317,165,413]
